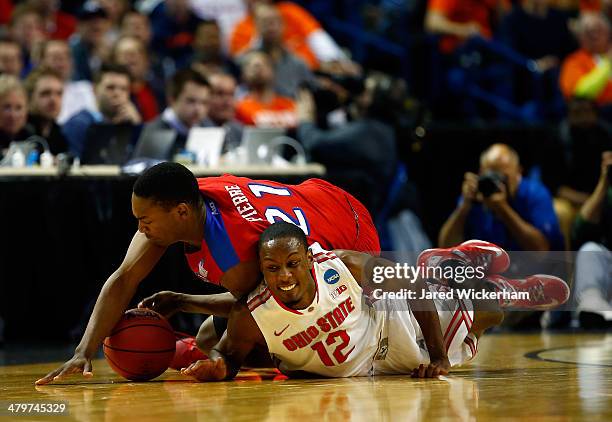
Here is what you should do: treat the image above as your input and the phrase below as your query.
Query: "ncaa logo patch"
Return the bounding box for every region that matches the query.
[324,269,340,285]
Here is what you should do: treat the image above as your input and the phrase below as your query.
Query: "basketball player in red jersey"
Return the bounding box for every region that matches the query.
[36,162,380,385]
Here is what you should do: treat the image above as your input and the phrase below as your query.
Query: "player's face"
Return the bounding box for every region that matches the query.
[260,237,314,309]
[131,194,183,246]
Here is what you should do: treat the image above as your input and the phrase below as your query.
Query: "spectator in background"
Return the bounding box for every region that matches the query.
[119,10,168,83]
[189,0,247,47]
[573,151,612,327]
[230,0,356,74]
[425,0,507,53]
[0,38,23,78]
[249,2,314,98]
[8,3,47,76]
[235,51,296,128]
[191,20,239,78]
[62,63,141,158]
[23,67,67,155]
[439,143,564,251]
[132,69,209,160]
[560,12,612,107]
[149,0,202,71]
[555,99,612,246]
[205,72,243,153]
[112,36,164,122]
[70,2,112,81]
[500,0,577,109]
[34,39,97,124]
[296,76,397,214]
[99,0,129,42]
[28,0,77,40]
[120,9,152,46]
[0,75,29,153]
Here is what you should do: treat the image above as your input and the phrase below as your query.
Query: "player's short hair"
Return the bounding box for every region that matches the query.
[258,222,308,254]
[167,68,209,101]
[132,162,202,208]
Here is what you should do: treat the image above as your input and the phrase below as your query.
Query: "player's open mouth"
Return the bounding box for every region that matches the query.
[279,283,297,291]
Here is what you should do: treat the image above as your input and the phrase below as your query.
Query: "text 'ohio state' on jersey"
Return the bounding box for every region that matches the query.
[185,175,365,285]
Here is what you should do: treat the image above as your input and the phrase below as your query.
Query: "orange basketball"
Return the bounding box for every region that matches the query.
[103,308,176,381]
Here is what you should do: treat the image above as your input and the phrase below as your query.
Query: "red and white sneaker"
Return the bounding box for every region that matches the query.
[170,335,208,370]
[417,239,510,277]
[485,274,570,310]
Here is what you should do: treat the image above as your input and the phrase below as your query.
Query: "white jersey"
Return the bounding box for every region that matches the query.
[247,243,385,377]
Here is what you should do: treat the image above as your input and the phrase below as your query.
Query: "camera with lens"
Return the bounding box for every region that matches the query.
[478,171,508,198]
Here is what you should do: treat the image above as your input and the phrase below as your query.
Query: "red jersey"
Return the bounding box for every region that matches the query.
[185,175,380,285]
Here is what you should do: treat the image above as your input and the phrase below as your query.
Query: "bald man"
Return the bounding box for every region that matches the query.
[439,143,564,251]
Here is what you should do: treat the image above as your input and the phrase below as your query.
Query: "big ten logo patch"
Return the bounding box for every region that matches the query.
[324,269,340,285]
[330,284,347,299]
[197,259,208,280]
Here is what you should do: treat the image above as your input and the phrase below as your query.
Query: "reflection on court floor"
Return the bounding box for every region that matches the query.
[1,333,610,421]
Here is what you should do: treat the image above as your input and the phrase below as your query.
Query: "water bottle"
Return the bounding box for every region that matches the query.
[26,150,39,166]
[11,147,25,168]
[40,151,54,168]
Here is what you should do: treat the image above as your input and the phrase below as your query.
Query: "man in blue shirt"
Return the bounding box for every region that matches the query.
[62,63,142,160]
[439,143,564,251]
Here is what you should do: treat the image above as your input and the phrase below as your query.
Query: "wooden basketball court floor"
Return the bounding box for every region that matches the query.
[1,332,610,421]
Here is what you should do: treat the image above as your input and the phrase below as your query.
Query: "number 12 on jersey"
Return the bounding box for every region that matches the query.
[311,330,355,366]
[248,183,311,235]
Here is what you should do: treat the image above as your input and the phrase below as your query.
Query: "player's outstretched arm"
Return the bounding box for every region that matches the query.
[138,291,237,318]
[181,299,264,382]
[335,250,450,378]
[35,231,166,385]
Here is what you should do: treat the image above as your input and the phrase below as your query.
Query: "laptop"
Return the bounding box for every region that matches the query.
[81,123,136,165]
[241,127,285,164]
[185,127,226,166]
[132,128,176,160]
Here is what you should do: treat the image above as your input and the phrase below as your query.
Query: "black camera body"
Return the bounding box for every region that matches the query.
[478,171,508,198]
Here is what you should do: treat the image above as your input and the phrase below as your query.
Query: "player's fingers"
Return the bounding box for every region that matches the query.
[213,359,227,380]
[83,360,93,377]
[53,365,80,381]
[419,364,427,378]
[35,367,62,385]
[182,359,206,375]
[414,364,423,378]
[426,364,436,378]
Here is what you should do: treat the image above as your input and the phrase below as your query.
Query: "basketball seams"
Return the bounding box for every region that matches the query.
[110,323,175,337]
[102,342,176,354]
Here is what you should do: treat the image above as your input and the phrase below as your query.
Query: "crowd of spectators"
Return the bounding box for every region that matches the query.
[0,0,610,331]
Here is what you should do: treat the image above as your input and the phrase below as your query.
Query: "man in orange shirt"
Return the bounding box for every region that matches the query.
[560,12,612,106]
[230,0,352,73]
[235,51,296,128]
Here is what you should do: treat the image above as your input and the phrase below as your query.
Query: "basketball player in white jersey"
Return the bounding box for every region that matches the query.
[178,222,494,380]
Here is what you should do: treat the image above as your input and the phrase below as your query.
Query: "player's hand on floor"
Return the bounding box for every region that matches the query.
[181,358,228,382]
[411,358,451,378]
[137,291,183,318]
[35,354,93,385]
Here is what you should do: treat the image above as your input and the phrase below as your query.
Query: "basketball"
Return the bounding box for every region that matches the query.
[103,308,176,381]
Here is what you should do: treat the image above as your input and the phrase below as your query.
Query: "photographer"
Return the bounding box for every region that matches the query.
[439,143,563,251]
[573,151,612,327]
